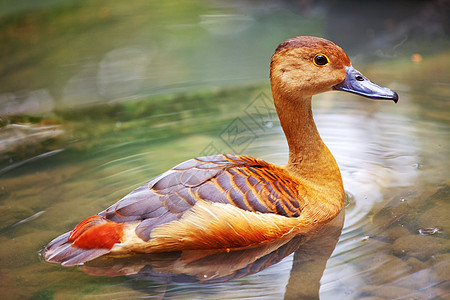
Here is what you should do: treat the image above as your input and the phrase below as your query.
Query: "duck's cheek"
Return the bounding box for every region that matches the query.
[318,68,346,90]
[279,73,312,93]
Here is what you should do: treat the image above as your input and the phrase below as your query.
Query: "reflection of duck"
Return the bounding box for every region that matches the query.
[44,36,397,266]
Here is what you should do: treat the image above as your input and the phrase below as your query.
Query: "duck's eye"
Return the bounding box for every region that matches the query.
[313,54,329,66]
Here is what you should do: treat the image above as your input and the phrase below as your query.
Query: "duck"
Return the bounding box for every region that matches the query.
[44,36,398,266]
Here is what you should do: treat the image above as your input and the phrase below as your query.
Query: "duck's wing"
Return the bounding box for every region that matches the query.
[100,154,304,242]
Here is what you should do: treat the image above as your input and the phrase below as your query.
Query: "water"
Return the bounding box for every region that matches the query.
[0,1,449,299]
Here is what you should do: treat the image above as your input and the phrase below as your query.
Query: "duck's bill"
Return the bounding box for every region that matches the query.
[333,66,398,103]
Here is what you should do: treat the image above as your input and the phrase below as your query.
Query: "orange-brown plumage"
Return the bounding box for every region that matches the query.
[44,36,398,266]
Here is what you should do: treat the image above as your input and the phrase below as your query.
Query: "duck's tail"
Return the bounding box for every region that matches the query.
[44,215,124,266]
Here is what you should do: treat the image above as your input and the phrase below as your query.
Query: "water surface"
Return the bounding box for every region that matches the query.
[1,70,448,298]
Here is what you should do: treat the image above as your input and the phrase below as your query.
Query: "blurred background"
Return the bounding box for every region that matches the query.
[0,0,448,112]
[0,0,448,299]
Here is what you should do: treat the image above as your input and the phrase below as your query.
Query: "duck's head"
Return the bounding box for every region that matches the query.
[270,36,398,103]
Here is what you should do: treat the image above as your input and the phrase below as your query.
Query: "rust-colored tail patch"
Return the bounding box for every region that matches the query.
[68,215,123,249]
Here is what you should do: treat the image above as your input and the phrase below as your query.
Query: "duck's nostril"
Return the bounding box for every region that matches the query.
[355,75,364,81]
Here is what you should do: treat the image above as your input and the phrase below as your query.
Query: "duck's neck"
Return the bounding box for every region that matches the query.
[273,90,344,212]
[274,92,328,174]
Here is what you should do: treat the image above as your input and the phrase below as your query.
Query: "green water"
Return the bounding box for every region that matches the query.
[0,0,449,299]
